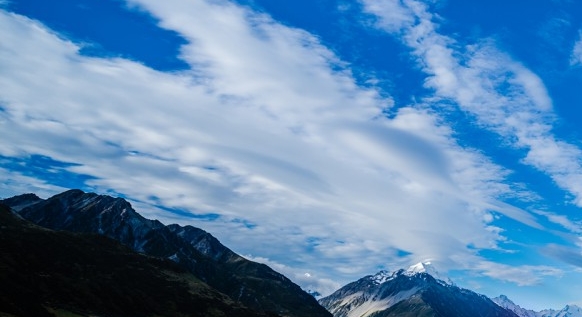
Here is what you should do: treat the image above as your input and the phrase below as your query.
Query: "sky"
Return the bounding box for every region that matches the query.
[1,0,582,311]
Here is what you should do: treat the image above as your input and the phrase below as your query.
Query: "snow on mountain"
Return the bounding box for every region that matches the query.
[340,287,420,317]
[553,305,582,317]
[538,306,582,317]
[493,295,582,317]
[320,262,517,317]
[403,261,452,284]
[404,261,431,275]
[493,295,538,317]
[370,270,396,285]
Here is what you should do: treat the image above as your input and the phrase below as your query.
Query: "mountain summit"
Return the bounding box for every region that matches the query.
[365,262,452,287]
[319,263,518,317]
[403,262,451,284]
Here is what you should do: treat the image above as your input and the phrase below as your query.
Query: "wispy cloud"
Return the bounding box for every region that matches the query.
[244,255,341,296]
[474,260,563,286]
[0,165,66,199]
[0,0,566,295]
[534,209,582,234]
[362,0,582,208]
[571,31,582,66]
[541,244,582,268]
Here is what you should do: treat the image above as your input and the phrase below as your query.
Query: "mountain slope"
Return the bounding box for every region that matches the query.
[493,295,582,317]
[319,262,518,317]
[1,190,331,317]
[492,295,538,317]
[0,203,274,317]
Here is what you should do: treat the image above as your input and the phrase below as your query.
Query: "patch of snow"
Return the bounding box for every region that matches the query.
[404,261,453,285]
[337,292,363,307]
[345,287,420,317]
[547,304,582,317]
[405,262,429,275]
[493,295,538,317]
[168,253,179,262]
[371,270,396,284]
[237,286,246,301]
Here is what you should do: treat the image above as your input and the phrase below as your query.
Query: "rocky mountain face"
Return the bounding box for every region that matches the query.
[493,295,582,317]
[319,262,519,317]
[1,190,331,317]
[0,203,275,317]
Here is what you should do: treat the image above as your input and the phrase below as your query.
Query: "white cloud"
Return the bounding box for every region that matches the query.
[362,0,415,32]
[0,0,551,295]
[474,260,563,286]
[244,255,341,296]
[571,31,582,66]
[533,209,582,235]
[361,0,582,208]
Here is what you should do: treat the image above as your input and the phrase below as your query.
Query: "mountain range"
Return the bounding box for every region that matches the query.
[1,189,331,317]
[1,189,579,317]
[320,261,582,317]
[319,261,518,317]
[493,295,582,317]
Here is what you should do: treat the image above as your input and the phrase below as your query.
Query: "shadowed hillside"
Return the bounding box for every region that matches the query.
[0,203,277,317]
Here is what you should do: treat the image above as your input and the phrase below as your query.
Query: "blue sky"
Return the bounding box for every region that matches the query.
[1,0,582,310]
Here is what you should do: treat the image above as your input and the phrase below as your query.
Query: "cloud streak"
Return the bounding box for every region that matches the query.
[475,260,563,286]
[362,0,582,208]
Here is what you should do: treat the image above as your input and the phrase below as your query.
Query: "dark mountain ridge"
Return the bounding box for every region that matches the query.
[1,189,331,317]
[0,203,274,317]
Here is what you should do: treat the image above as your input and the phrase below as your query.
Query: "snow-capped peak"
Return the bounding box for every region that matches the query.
[404,261,437,277]
[549,304,582,317]
[404,262,432,275]
[493,295,514,306]
[492,295,536,317]
[368,262,453,286]
[370,270,397,284]
[403,261,453,285]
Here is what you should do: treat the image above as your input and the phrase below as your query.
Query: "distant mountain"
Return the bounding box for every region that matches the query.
[492,295,538,317]
[319,262,518,317]
[493,295,582,317]
[0,203,274,317]
[1,190,331,317]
